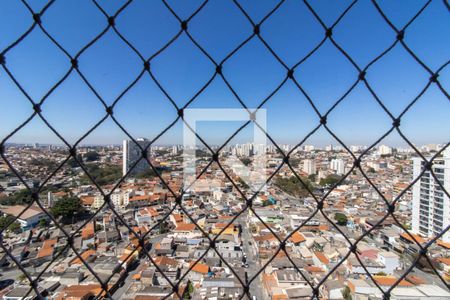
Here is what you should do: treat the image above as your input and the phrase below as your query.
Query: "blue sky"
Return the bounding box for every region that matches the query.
[0,0,449,147]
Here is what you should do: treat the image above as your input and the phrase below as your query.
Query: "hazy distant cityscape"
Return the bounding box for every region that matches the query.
[0,140,449,299]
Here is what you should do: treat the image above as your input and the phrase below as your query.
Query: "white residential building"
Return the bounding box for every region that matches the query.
[412,148,450,242]
[302,159,316,175]
[378,145,392,156]
[329,159,345,175]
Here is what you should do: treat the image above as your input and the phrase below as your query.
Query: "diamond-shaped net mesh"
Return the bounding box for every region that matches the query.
[0,1,449,299]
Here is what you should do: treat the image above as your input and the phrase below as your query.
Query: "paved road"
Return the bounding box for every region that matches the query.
[238,213,265,300]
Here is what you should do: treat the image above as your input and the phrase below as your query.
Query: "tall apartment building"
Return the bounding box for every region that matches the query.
[330,158,345,175]
[303,145,315,152]
[412,149,450,242]
[378,145,392,156]
[303,159,316,175]
[122,138,150,177]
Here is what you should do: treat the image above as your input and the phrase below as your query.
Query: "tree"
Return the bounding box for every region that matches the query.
[183,281,194,299]
[39,218,48,228]
[0,189,32,205]
[67,154,83,168]
[262,200,271,207]
[334,212,348,226]
[319,174,342,187]
[0,215,21,233]
[237,178,249,189]
[17,273,27,282]
[342,286,352,300]
[135,168,159,179]
[50,196,83,219]
[84,151,100,162]
[195,149,211,157]
[159,221,170,234]
[368,167,376,173]
[274,176,314,197]
[80,164,121,186]
[240,157,252,166]
[29,158,58,169]
[8,221,21,233]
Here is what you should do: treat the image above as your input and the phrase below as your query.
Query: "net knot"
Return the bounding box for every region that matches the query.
[212,152,219,162]
[31,192,39,201]
[106,106,114,115]
[143,61,150,71]
[108,16,115,26]
[33,103,42,113]
[216,64,222,75]
[418,247,427,256]
[181,20,188,31]
[388,204,395,214]
[141,149,147,159]
[69,147,77,157]
[253,24,260,35]
[392,118,401,128]
[249,111,256,121]
[358,71,366,80]
[33,13,41,24]
[317,201,324,210]
[71,58,78,68]
[430,73,439,83]
[287,68,294,79]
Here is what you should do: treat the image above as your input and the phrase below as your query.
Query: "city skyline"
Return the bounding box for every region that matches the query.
[4,140,449,151]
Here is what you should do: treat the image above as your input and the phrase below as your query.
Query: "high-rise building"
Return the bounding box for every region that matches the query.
[378,145,392,156]
[330,159,345,175]
[303,159,316,175]
[412,149,450,242]
[172,145,178,156]
[303,145,315,152]
[122,138,150,177]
